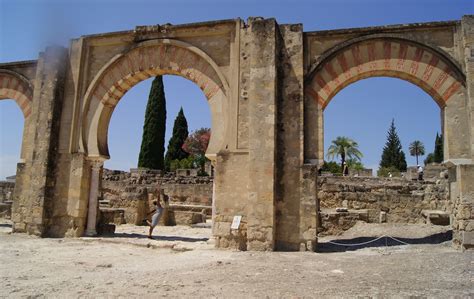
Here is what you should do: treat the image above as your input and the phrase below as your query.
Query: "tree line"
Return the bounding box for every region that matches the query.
[138,76,443,178]
[322,119,443,177]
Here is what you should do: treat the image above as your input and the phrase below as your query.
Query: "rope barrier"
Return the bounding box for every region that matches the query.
[386,235,411,246]
[326,235,411,247]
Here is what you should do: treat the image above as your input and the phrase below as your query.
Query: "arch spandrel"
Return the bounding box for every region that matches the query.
[0,70,33,118]
[82,39,230,160]
[305,37,466,110]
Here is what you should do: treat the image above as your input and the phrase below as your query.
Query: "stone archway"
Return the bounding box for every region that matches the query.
[81,38,230,235]
[304,35,468,164]
[82,39,229,160]
[0,70,34,161]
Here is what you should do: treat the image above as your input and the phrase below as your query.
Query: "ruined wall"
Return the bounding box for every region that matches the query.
[100,169,212,226]
[102,169,212,206]
[449,164,474,249]
[318,176,451,235]
[0,181,15,218]
[5,17,474,251]
[0,182,14,203]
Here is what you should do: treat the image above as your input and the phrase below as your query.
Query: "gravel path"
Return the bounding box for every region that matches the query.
[0,220,472,298]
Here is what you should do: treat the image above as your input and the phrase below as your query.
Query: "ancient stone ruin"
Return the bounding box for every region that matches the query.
[99,168,212,229]
[1,16,473,251]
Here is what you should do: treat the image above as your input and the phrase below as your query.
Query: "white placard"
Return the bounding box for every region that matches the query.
[230,215,242,230]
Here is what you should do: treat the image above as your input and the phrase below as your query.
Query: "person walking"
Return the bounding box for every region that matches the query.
[417,165,424,181]
[343,162,349,177]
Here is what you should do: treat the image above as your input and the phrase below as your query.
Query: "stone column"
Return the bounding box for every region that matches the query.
[247,18,278,251]
[84,159,104,236]
[304,96,324,165]
[449,15,474,250]
[211,180,216,230]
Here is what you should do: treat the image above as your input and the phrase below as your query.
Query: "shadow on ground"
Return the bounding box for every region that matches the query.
[101,232,209,243]
[317,230,452,253]
[0,223,12,228]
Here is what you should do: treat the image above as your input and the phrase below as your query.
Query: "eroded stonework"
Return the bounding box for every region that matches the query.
[2,16,474,250]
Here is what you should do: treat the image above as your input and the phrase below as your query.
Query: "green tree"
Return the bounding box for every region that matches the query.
[379,119,407,172]
[377,166,401,177]
[320,161,341,175]
[165,108,189,170]
[183,128,211,174]
[138,76,166,170]
[346,158,364,171]
[326,136,363,173]
[424,133,443,165]
[424,153,435,165]
[409,140,425,165]
[434,133,443,163]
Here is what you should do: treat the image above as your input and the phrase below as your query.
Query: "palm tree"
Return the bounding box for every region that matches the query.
[326,136,363,173]
[409,140,425,165]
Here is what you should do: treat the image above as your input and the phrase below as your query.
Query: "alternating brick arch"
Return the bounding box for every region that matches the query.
[82,39,229,158]
[0,70,33,118]
[306,36,466,109]
[86,39,227,109]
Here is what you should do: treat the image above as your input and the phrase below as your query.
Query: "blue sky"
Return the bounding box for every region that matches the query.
[0,0,472,178]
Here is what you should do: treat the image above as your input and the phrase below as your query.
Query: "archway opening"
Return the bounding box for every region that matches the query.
[98,74,214,241]
[317,77,452,248]
[0,99,24,222]
[305,37,467,249]
[80,40,229,238]
[324,77,441,175]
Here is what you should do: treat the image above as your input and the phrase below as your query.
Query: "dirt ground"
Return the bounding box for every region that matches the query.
[0,220,472,298]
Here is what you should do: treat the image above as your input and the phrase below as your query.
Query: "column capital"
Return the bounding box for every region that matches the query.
[86,156,107,168]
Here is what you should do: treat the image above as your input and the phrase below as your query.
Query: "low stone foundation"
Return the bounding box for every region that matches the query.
[318,176,450,236]
[100,168,213,227]
[0,181,14,219]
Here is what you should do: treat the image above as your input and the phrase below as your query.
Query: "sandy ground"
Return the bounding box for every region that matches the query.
[0,220,473,298]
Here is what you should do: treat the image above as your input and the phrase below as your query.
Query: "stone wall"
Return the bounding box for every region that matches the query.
[449,164,474,249]
[318,176,451,236]
[101,168,213,226]
[0,181,15,203]
[0,181,15,218]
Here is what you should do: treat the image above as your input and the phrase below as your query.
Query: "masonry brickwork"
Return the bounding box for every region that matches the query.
[100,168,212,226]
[1,16,474,250]
[318,176,450,235]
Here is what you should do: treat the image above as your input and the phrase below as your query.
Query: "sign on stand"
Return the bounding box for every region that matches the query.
[231,215,242,230]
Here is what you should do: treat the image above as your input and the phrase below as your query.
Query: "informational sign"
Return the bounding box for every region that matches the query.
[230,215,242,230]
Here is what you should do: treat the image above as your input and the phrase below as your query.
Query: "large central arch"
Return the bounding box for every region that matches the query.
[80,38,231,237]
[82,39,230,160]
[304,35,468,164]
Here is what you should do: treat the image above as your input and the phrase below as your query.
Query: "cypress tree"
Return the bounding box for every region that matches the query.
[379,119,407,171]
[138,76,166,169]
[433,133,444,163]
[165,107,189,170]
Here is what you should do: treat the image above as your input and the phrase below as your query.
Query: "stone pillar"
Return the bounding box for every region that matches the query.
[246,18,278,251]
[462,15,474,160]
[274,23,312,251]
[448,163,474,249]
[304,97,324,165]
[211,180,216,230]
[11,46,67,236]
[84,159,104,236]
[448,15,474,250]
